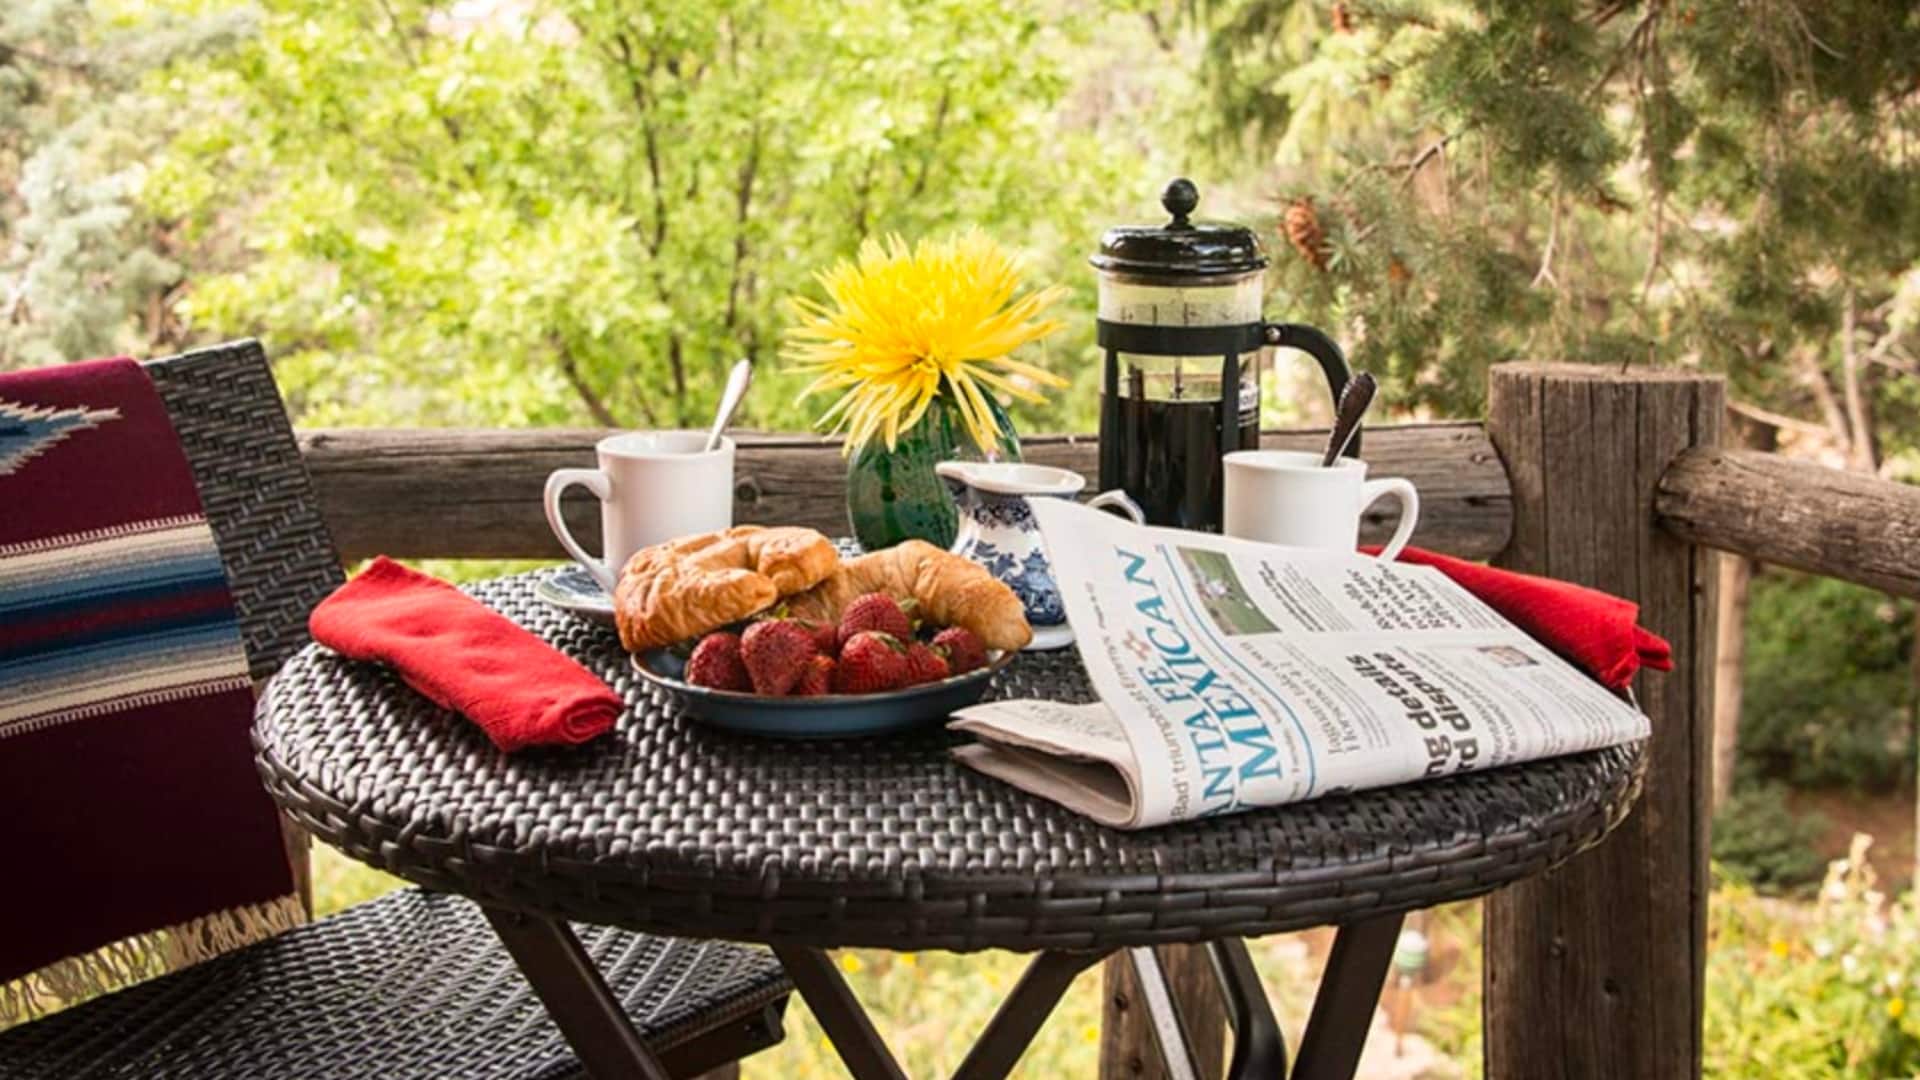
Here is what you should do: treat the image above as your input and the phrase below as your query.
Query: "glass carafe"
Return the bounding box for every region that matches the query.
[1093,179,1351,532]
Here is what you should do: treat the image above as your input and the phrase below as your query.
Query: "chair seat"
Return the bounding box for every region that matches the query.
[0,889,790,1080]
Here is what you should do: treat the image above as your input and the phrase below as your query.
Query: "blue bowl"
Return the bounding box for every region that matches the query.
[631,648,1012,738]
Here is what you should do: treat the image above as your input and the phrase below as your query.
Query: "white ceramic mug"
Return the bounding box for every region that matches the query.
[1222,449,1419,559]
[544,431,735,594]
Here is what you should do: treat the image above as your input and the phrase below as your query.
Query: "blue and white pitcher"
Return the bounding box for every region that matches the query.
[934,462,1144,651]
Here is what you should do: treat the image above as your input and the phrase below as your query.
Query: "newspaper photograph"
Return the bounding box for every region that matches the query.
[950,500,1650,829]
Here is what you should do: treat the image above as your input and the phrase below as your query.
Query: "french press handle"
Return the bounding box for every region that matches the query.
[1262,322,1358,457]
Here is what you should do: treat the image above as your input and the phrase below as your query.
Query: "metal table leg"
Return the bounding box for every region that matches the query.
[482,906,672,1080]
[777,946,1110,1080]
[1207,939,1287,1080]
[773,946,910,1080]
[952,950,1109,1080]
[1291,913,1406,1080]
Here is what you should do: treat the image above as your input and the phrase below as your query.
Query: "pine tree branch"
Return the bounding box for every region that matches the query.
[1399,131,1458,188]
[1868,352,1920,377]
[1841,287,1879,471]
[1639,188,1665,304]
[1727,398,1834,440]
[1589,1,1636,28]
[1796,345,1855,453]
[1531,192,1562,289]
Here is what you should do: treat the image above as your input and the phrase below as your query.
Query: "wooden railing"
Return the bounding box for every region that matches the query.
[294,362,1920,1079]
[297,421,1513,563]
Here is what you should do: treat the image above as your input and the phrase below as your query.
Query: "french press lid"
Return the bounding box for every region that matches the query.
[1090,178,1270,279]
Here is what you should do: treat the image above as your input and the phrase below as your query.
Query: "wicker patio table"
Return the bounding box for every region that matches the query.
[254,570,1645,1080]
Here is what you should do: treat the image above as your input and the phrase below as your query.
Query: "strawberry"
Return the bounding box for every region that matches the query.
[931,627,988,675]
[833,631,910,694]
[685,632,750,692]
[794,654,835,696]
[836,593,912,652]
[796,617,839,657]
[905,641,950,685]
[740,619,818,696]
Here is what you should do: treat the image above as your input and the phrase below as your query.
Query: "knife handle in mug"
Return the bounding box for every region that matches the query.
[544,467,616,594]
[1263,322,1359,458]
[1361,477,1420,561]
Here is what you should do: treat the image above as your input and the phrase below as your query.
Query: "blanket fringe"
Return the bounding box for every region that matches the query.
[0,892,306,1029]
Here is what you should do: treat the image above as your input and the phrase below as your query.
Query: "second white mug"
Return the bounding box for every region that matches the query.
[1221,449,1419,559]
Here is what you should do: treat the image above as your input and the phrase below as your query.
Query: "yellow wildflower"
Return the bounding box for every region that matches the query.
[1891,997,1907,1019]
[839,951,864,976]
[785,230,1068,455]
[1769,939,1790,959]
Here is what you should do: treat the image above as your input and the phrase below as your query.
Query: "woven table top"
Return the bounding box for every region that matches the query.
[255,571,1645,953]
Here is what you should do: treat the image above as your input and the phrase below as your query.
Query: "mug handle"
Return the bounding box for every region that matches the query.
[544,467,616,594]
[1360,478,1420,561]
[1088,489,1146,524]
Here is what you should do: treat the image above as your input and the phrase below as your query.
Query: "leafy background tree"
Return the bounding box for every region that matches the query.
[126,0,1190,434]
[1,0,250,367]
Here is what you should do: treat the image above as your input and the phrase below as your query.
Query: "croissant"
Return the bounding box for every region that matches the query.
[786,540,1032,652]
[614,526,839,651]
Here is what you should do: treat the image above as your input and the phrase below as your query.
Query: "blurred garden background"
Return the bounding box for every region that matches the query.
[6,0,1920,1074]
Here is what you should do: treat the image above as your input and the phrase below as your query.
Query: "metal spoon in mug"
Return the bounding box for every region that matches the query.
[1320,371,1377,467]
[704,359,753,453]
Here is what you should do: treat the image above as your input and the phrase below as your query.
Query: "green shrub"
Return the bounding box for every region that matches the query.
[1713,784,1831,895]
[1708,836,1920,1078]
[1738,571,1916,792]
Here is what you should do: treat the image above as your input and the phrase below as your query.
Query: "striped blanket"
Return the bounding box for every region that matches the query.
[0,516,251,735]
[0,358,299,1018]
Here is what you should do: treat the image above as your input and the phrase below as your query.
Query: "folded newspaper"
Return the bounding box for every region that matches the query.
[949,500,1650,829]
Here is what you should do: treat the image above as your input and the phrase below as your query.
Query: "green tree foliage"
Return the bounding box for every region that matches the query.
[1711,781,1831,894]
[0,1,250,367]
[1737,570,1916,792]
[142,0,1172,430]
[1187,0,1920,455]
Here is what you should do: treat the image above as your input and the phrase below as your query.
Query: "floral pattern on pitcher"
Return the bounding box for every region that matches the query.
[936,462,1144,648]
[969,540,1066,626]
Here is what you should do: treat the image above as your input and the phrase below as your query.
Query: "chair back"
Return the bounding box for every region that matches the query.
[143,340,343,677]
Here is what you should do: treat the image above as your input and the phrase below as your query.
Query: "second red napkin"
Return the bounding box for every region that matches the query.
[308,557,621,752]
[1369,545,1672,691]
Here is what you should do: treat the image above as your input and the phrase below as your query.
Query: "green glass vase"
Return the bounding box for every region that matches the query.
[845,392,1021,552]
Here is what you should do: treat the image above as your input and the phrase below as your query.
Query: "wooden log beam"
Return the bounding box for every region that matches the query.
[1098,947,1225,1080]
[298,422,1512,562]
[1656,446,1920,599]
[1483,363,1722,1080]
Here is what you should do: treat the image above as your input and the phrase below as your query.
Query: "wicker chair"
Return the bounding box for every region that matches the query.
[0,340,790,1079]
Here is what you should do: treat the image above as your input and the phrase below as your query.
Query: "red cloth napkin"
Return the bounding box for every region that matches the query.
[308,557,620,751]
[1367,545,1672,691]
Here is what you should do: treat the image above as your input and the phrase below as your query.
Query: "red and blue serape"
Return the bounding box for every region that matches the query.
[0,358,298,1010]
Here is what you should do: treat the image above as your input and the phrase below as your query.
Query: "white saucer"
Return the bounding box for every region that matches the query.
[1025,624,1075,651]
[534,565,615,625]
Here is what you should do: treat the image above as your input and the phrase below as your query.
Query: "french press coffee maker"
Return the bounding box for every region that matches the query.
[1092,178,1352,531]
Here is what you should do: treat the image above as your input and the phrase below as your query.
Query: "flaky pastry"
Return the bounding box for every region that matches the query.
[614,526,839,651]
[786,540,1032,652]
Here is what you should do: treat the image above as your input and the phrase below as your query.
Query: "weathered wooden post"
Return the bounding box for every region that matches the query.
[1483,363,1723,1078]
[1099,949,1226,1080]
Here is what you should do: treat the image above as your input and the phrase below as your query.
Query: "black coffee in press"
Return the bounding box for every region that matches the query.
[1100,393,1258,532]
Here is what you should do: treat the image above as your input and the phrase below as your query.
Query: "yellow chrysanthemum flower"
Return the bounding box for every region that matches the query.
[784,230,1068,455]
